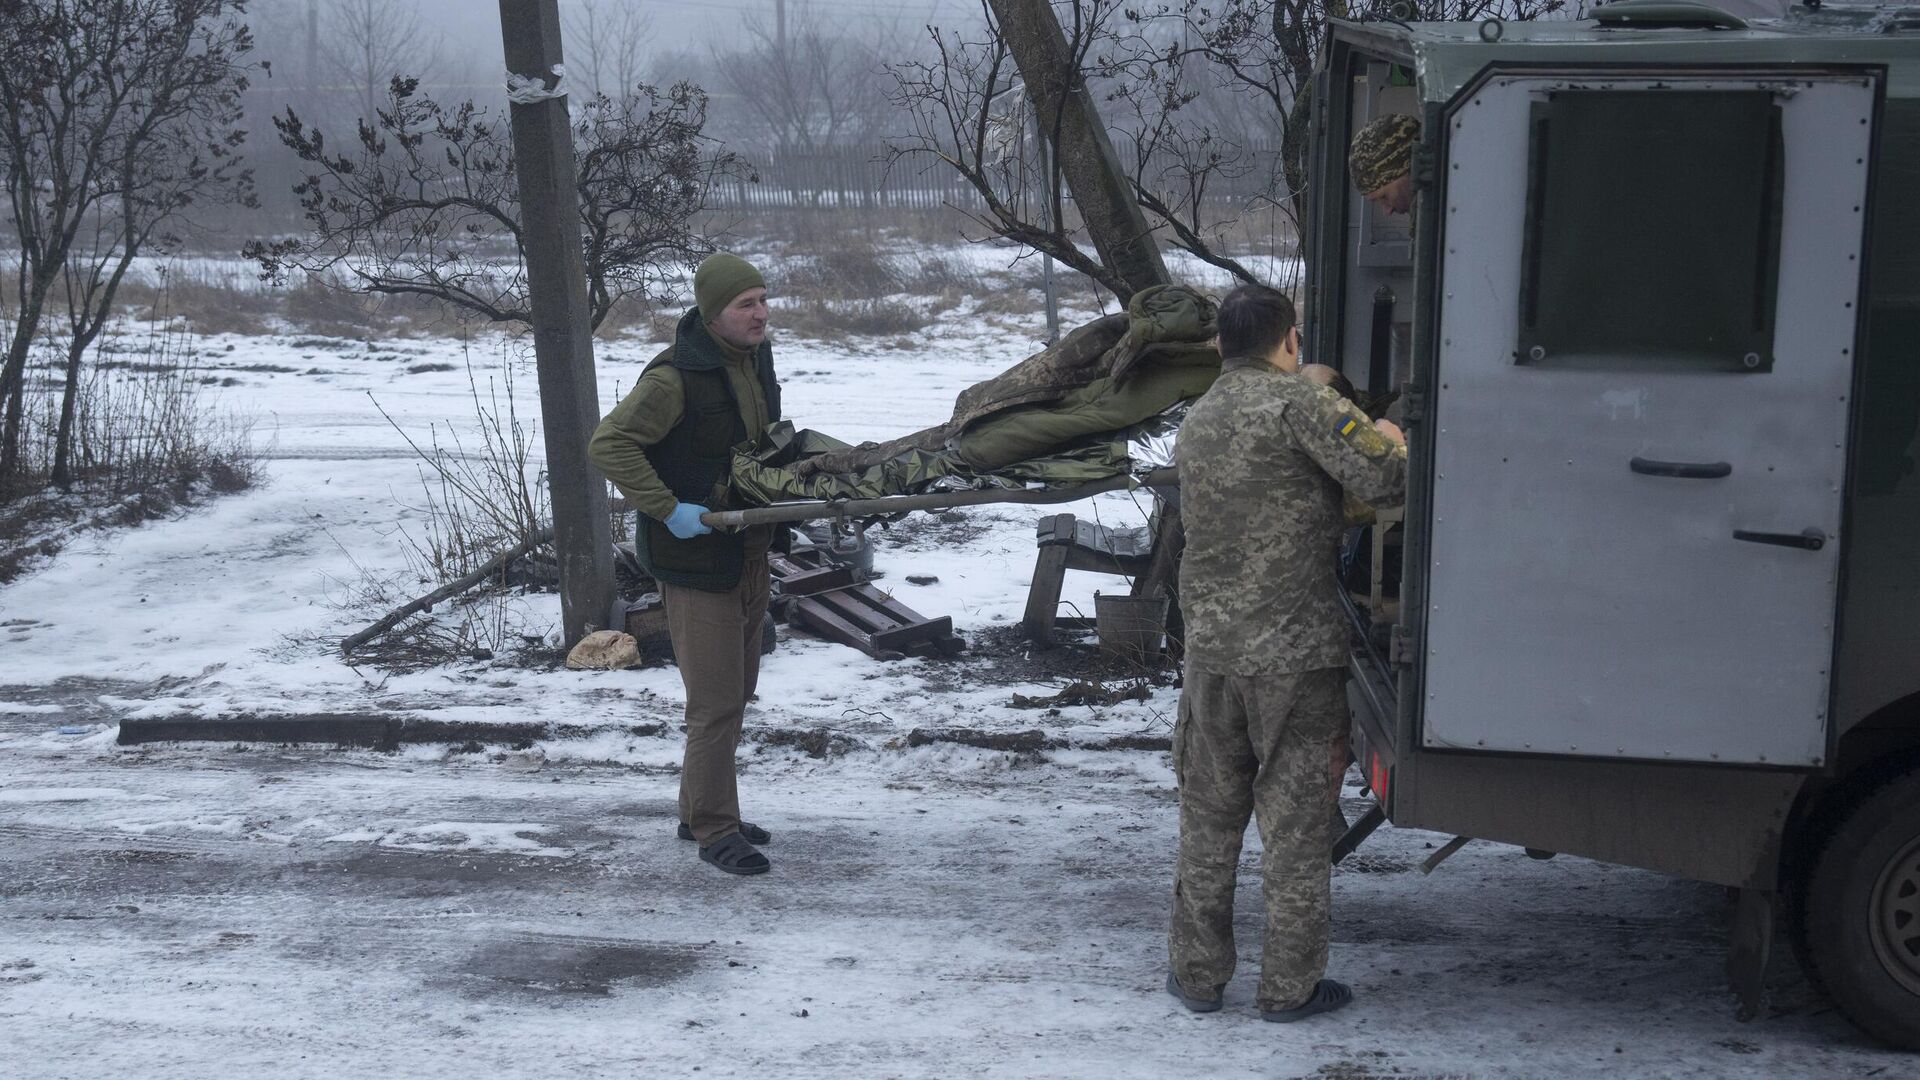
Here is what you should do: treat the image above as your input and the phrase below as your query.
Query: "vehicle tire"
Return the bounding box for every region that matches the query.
[1802,767,1920,1050]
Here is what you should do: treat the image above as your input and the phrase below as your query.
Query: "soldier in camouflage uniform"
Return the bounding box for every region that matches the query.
[1350,113,1421,216]
[1165,284,1408,1022]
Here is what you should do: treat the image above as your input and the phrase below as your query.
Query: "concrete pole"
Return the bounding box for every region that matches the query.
[1031,105,1060,344]
[498,0,615,645]
[986,0,1170,299]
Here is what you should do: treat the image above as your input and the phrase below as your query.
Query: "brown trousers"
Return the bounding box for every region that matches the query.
[660,554,771,845]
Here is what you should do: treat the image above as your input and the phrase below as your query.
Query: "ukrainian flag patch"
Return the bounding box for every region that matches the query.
[1335,415,1360,438]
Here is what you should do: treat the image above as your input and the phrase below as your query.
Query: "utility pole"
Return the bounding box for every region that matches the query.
[986,0,1170,299]
[776,0,786,50]
[1030,105,1060,344]
[306,0,319,94]
[497,0,616,645]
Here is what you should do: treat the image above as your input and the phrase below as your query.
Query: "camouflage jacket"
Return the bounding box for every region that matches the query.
[1176,358,1409,676]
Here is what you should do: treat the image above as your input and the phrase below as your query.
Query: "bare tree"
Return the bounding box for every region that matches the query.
[890,0,1565,296]
[1111,0,1566,280]
[710,11,904,155]
[243,78,741,331]
[886,1,1136,297]
[319,0,441,125]
[0,0,256,484]
[564,0,652,104]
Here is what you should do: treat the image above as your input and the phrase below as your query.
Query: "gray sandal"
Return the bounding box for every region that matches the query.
[698,832,770,876]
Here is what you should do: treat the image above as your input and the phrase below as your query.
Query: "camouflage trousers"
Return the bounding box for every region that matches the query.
[1168,665,1345,1010]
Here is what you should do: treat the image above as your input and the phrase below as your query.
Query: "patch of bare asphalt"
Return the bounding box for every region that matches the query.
[0,674,220,733]
[326,848,593,888]
[447,939,706,999]
[5,848,252,905]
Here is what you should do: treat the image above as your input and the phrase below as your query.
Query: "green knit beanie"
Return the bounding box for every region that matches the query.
[694,253,766,324]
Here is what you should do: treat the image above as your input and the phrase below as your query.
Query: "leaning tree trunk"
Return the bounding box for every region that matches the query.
[1282,86,1314,271]
[985,0,1171,301]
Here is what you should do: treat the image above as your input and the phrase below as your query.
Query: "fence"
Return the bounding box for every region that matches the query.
[711,142,1287,215]
[101,98,1290,243]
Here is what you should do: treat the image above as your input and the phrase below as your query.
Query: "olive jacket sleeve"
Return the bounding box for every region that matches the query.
[588,365,686,523]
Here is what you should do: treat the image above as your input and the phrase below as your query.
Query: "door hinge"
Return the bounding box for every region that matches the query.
[1389,624,1419,665]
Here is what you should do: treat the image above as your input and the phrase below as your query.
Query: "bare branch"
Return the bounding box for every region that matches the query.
[245,78,742,332]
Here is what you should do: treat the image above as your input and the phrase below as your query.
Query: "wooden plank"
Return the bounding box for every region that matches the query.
[1023,543,1071,642]
[790,596,877,655]
[1132,503,1184,603]
[872,615,952,652]
[1063,548,1151,575]
[774,564,854,596]
[812,586,901,634]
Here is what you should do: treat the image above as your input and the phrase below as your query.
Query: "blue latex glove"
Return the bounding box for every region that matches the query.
[664,502,712,540]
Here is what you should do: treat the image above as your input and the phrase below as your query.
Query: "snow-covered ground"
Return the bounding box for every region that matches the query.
[106,241,1304,304]
[0,300,1902,1077]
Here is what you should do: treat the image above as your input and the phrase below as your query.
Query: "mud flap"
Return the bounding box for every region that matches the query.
[1727,886,1775,1022]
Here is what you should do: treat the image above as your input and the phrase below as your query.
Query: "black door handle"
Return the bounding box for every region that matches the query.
[1732,528,1826,551]
[1630,457,1732,479]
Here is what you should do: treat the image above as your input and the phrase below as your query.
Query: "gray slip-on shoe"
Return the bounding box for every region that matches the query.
[1260,979,1353,1023]
[1165,971,1225,1013]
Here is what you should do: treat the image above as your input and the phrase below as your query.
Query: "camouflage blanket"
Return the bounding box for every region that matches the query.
[727,413,1179,506]
[789,284,1218,478]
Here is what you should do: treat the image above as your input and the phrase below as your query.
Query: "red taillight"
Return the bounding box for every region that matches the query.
[1369,752,1391,804]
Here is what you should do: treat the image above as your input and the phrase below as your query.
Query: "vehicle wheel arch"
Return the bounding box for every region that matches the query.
[1785,690,1920,885]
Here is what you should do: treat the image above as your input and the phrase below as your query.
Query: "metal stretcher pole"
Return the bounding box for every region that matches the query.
[700,467,1180,528]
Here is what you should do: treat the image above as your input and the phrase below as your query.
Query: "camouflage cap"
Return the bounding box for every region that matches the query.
[1348,113,1421,194]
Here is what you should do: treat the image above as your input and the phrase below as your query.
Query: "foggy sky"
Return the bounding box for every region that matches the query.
[247,0,981,87]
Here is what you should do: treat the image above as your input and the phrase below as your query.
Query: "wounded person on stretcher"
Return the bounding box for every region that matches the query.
[727,283,1223,505]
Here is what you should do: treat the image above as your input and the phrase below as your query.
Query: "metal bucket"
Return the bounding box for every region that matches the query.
[1094,592,1169,667]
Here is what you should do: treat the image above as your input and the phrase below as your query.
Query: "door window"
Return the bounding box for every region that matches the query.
[1518,90,1785,373]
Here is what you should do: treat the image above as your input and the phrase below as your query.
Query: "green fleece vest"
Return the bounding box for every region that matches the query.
[635,310,780,592]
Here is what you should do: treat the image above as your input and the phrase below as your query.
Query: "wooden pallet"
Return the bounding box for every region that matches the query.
[770,550,965,661]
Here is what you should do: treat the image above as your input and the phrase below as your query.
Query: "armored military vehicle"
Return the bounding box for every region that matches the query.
[1308,0,1920,1047]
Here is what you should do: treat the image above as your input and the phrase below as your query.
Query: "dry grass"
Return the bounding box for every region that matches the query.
[3,316,260,498]
[701,204,987,249]
[113,277,276,337]
[0,308,262,581]
[757,230,1033,341]
[777,297,929,341]
[109,272,506,342]
[371,339,550,585]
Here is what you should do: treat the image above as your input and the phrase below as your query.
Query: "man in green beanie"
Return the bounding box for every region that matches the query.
[589,252,781,877]
[1349,113,1420,216]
